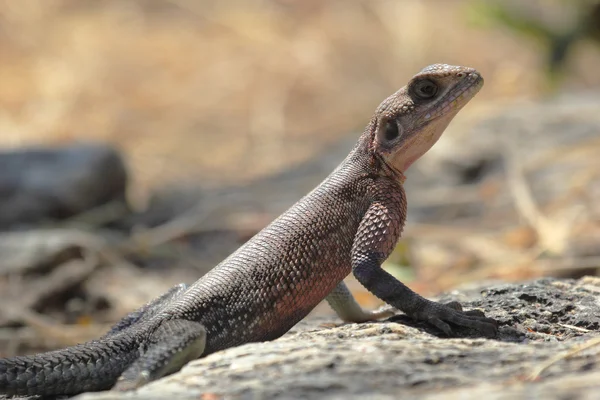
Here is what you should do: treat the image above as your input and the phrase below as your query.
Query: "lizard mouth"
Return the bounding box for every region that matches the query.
[419,73,483,124]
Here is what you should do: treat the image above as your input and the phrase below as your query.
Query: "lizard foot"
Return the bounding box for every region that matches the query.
[413,300,498,338]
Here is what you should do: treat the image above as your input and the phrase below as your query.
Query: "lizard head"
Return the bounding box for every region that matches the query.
[369,64,483,179]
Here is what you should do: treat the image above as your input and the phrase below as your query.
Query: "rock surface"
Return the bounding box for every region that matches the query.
[74,277,600,400]
[0,143,128,229]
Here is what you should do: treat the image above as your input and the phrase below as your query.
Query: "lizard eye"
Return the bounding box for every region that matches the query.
[383,120,400,141]
[411,79,438,100]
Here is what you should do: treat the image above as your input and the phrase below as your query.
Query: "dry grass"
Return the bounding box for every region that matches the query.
[2,0,599,194]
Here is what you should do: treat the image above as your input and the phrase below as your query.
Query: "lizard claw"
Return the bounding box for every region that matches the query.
[442,301,488,318]
[416,301,498,338]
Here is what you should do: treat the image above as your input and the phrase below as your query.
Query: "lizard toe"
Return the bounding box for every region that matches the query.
[418,302,498,338]
[426,316,453,336]
[443,301,464,312]
[445,310,498,338]
[462,309,487,318]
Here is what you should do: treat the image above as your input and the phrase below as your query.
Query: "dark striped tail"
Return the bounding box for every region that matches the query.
[0,333,140,397]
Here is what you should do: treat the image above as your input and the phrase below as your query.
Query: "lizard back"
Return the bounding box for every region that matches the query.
[166,147,381,353]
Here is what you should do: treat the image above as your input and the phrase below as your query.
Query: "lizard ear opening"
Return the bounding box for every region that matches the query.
[377,119,403,144]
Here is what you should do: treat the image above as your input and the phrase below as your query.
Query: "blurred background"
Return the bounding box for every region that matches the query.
[1,0,600,355]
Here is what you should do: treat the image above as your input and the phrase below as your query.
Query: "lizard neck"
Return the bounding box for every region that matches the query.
[346,126,407,186]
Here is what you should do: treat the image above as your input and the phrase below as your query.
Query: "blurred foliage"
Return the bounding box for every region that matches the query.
[383,239,416,286]
[0,0,599,195]
[469,0,600,86]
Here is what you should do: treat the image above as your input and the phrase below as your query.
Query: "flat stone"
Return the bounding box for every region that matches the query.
[71,277,600,400]
[0,143,128,229]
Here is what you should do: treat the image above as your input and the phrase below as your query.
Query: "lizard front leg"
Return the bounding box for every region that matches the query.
[326,281,395,323]
[351,187,497,337]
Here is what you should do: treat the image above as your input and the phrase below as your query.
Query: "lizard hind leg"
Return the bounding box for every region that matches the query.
[326,281,396,323]
[113,319,207,391]
[105,284,189,337]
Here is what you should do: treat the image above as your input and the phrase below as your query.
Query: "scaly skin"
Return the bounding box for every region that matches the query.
[0,64,497,397]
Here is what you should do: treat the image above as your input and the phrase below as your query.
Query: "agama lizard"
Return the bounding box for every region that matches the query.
[0,64,497,397]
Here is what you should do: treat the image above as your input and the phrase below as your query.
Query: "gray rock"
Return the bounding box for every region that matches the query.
[0,143,128,229]
[75,277,600,400]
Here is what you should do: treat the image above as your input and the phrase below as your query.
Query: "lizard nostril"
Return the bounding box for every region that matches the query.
[457,72,465,78]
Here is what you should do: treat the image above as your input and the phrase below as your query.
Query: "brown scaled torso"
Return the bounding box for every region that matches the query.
[169,157,377,355]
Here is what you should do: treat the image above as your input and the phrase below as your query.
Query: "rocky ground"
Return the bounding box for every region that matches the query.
[74,277,600,400]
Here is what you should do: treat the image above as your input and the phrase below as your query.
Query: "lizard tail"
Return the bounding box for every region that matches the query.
[0,333,140,397]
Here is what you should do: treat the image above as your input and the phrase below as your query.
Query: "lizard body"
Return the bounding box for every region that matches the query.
[0,64,497,397]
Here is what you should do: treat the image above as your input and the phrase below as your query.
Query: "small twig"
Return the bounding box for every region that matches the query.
[558,324,591,333]
[503,138,580,255]
[28,255,99,311]
[527,336,600,381]
[61,200,130,228]
[125,203,222,250]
